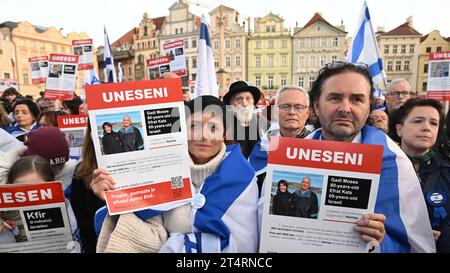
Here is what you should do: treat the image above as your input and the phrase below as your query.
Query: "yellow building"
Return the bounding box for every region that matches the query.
[248,12,292,95]
[0,27,16,82]
[0,21,97,98]
[418,30,450,94]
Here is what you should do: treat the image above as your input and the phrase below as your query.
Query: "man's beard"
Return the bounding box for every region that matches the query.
[232,106,254,126]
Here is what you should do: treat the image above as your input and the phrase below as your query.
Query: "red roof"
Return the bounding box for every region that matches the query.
[112,27,138,48]
[152,16,165,31]
[382,22,421,36]
[446,37,450,42]
[304,12,333,29]
[420,33,429,43]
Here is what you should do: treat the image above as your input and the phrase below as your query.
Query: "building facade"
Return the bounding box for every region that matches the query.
[377,18,421,93]
[292,13,346,91]
[417,30,450,94]
[248,12,292,95]
[0,27,16,82]
[209,5,248,92]
[159,0,200,87]
[0,21,96,98]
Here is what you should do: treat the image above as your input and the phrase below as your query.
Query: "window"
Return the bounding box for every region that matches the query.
[214,40,219,50]
[268,55,274,67]
[321,38,326,47]
[175,28,178,34]
[298,77,304,87]
[128,67,132,77]
[4,72,11,79]
[53,45,57,52]
[422,82,427,91]
[437,46,442,52]
[424,64,428,73]
[331,55,337,62]
[309,56,315,67]
[268,40,274,49]
[320,56,326,66]
[40,43,46,50]
[0,49,3,55]
[192,57,197,68]
[148,41,151,48]
[281,74,287,86]
[255,55,261,67]
[180,28,183,34]
[225,40,231,49]
[236,39,241,48]
[404,61,410,71]
[186,58,189,68]
[192,39,197,48]
[299,56,305,67]
[281,55,287,66]
[305,38,310,48]
[236,55,241,67]
[396,61,402,71]
[281,40,287,48]
[266,26,270,32]
[256,41,261,49]
[214,58,219,68]
[387,61,393,71]
[184,39,189,49]
[23,73,29,85]
[271,25,275,32]
[309,77,315,88]
[268,75,274,89]
[192,74,196,80]
[393,45,398,53]
[333,37,338,47]
[144,26,148,36]
[401,45,406,53]
[310,38,316,47]
[299,39,305,47]
[410,45,415,53]
[426,47,431,53]
[255,75,261,86]
[226,57,231,67]
[384,45,389,54]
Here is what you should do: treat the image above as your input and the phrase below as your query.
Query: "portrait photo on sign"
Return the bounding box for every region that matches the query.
[73,46,83,56]
[175,47,184,56]
[95,111,145,155]
[48,64,62,78]
[270,170,323,220]
[431,62,450,78]
[31,62,40,71]
[64,129,84,148]
[148,67,160,80]
[0,210,28,244]
[40,61,48,68]
[83,45,92,52]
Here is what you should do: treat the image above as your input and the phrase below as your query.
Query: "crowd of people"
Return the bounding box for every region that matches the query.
[1,63,450,253]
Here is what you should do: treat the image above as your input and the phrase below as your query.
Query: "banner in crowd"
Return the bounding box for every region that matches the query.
[29,56,49,84]
[44,54,79,100]
[259,137,383,253]
[427,51,450,101]
[57,115,89,160]
[85,78,192,215]
[72,39,94,70]
[146,56,171,80]
[162,40,187,77]
[0,182,73,253]
[0,79,18,95]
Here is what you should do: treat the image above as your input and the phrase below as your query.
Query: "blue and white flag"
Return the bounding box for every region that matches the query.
[103,26,117,83]
[117,62,124,82]
[81,69,100,100]
[193,15,218,98]
[346,1,386,89]
[307,126,436,253]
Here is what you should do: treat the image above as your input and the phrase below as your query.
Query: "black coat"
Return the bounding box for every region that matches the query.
[102,132,123,155]
[293,190,319,219]
[70,165,105,253]
[272,191,295,216]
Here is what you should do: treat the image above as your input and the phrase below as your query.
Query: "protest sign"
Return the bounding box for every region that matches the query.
[0,79,18,95]
[146,56,171,80]
[162,40,187,77]
[57,115,88,160]
[0,182,73,253]
[85,78,192,215]
[29,56,49,84]
[427,51,450,101]
[72,39,94,70]
[44,54,79,100]
[259,137,383,253]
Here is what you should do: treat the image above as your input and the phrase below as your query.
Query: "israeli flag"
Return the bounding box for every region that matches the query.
[117,62,124,82]
[346,1,386,89]
[103,26,117,83]
[82,69,100,100]
[193,15,219,98]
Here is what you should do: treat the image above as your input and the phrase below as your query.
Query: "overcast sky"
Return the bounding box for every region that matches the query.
[2,0,449,47]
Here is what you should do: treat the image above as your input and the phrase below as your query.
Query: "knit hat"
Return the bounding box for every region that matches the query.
[24,127,69,170]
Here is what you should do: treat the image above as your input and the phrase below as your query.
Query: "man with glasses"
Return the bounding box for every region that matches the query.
[304,61,435,252]
[249,85,310,195]
[386,78,412,115]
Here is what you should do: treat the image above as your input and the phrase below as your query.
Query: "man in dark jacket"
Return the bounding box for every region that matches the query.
[119,115,144,152]
[293,176,318,219]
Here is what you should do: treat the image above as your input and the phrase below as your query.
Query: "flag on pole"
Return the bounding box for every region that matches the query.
[81,69,100,100]
[118,62,124,82]
[346,1,387,92]
[103,26,117,83]
[193,15,218,98]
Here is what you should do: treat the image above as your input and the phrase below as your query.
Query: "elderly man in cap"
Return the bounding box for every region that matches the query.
[223,81,269,158]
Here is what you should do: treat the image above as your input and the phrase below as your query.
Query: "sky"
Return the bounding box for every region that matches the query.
[2,0,450,47]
